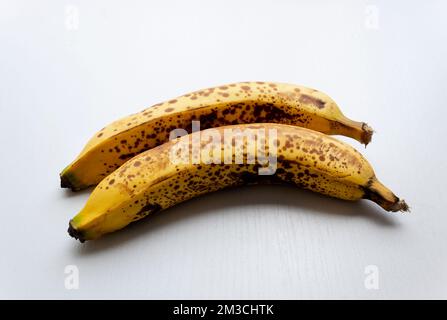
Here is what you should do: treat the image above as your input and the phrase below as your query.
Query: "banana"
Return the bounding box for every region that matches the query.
[68,123,406,242]
[60,82,373,191]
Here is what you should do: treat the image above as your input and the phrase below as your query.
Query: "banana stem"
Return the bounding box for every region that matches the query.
[364,178,409,212]
[337,117,374,146]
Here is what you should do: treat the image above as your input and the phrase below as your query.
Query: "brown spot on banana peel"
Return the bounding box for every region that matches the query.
[136,203,162,217]
[299,94,326,109]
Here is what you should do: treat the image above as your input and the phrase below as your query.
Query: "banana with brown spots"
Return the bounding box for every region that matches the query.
[60,82,373,191]
[68,123,406,243]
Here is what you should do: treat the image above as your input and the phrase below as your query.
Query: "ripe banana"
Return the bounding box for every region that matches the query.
[68,123,406,242]
[60,82,373,191]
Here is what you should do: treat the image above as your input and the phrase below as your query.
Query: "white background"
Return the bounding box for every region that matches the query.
[1,0,446,299]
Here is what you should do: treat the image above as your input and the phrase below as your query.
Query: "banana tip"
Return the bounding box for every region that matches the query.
[60,172,86,191]
[68,221,86,243]
[60,174,72,189]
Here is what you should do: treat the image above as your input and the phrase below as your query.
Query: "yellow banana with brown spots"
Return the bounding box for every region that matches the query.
[60,82,373,191]
[68,123,406,243]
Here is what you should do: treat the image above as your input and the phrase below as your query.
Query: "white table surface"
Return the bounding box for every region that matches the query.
[1,0,446,299]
